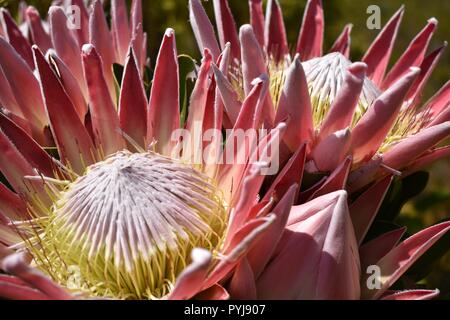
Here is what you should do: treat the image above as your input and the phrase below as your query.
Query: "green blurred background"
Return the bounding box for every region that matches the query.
[1,0,449,297]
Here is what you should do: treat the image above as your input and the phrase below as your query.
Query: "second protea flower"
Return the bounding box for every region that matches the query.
[189,0,450,193]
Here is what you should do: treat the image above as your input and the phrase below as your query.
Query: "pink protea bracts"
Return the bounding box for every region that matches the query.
[189,0,450,193]
[0,0,448,301]
[0,0,147,147]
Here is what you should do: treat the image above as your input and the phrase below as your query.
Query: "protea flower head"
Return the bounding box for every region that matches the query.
[189,0,450,192]
[0,0,449,301]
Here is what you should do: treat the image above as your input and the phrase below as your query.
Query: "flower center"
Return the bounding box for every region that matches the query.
[229,52,381,128]
[27,151,227,299]
[302,52,380,127]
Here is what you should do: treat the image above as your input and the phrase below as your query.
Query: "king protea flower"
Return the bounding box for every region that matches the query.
[189,0,450,193]
[0,2,288,297]
[0,0,449,301]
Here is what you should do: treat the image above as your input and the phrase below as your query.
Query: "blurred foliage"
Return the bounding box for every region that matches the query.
[2,0,449,297]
